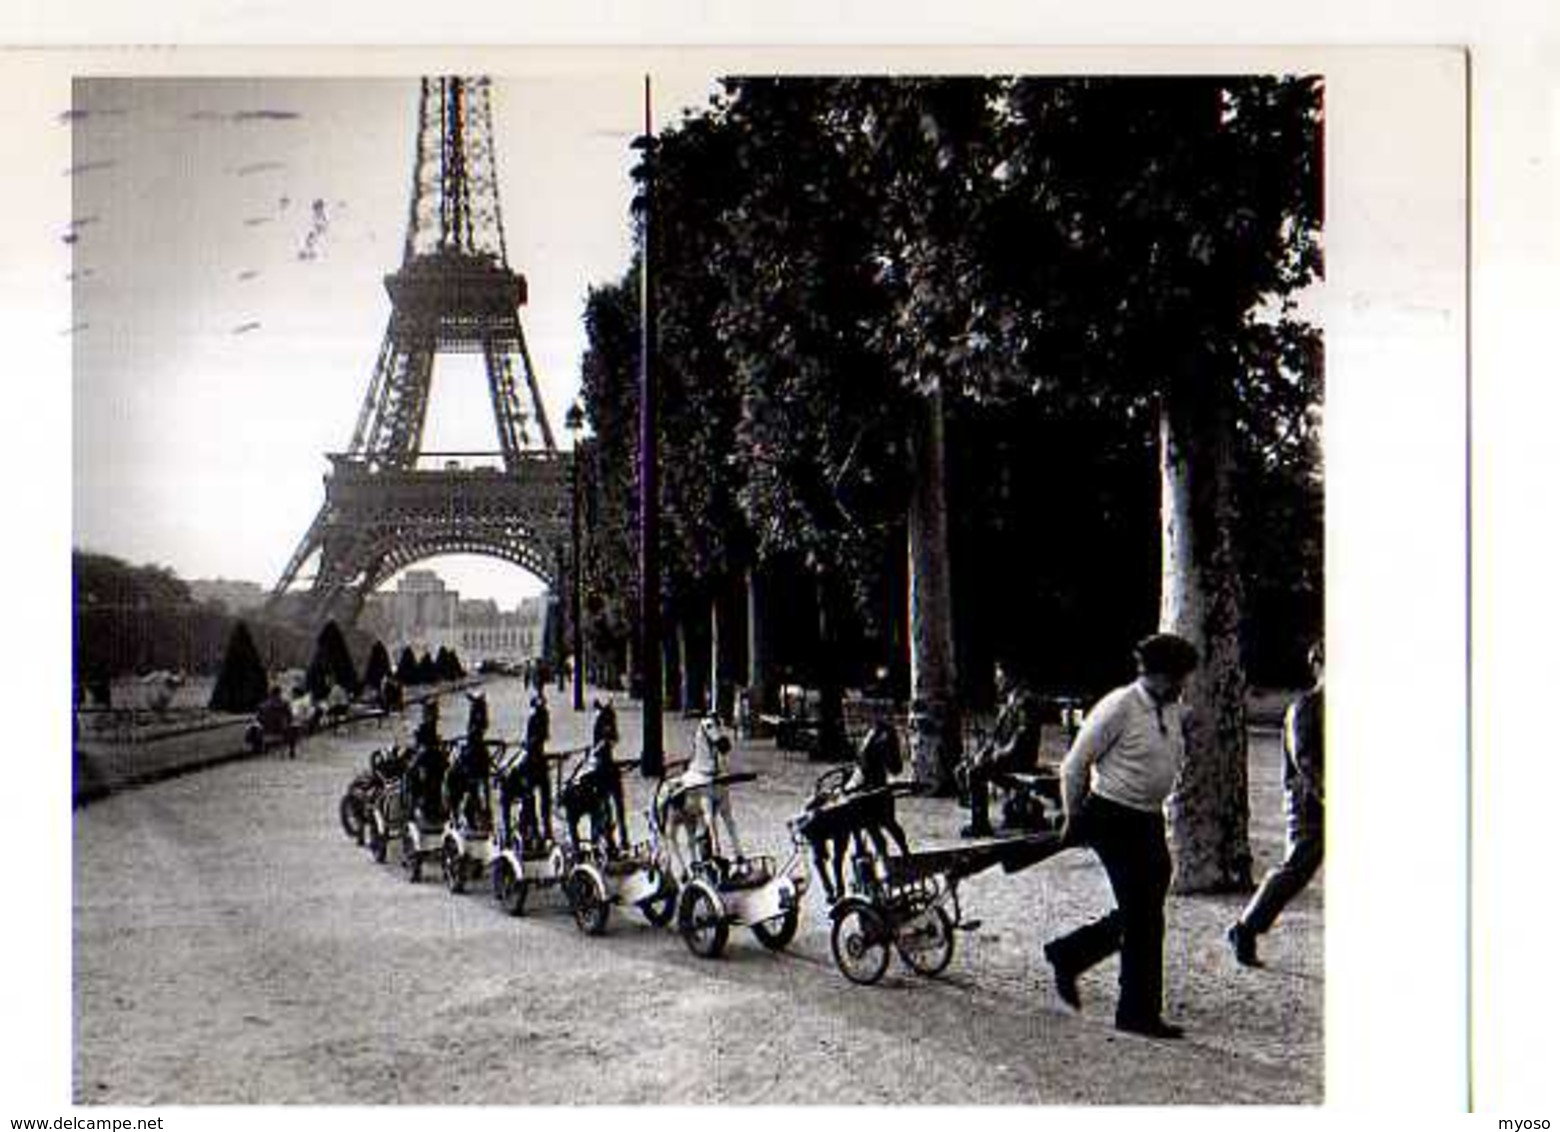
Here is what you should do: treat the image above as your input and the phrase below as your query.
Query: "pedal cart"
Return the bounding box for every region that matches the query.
[440,740,507,894]
[397,740,454,883]
[351,745,410,864]
[794,767,1065,985]
[338,748,405,848]
[488,748,580,917]
[558,749,678,936]
[654,766,809,959]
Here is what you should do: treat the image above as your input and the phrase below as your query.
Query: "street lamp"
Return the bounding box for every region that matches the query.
[565,400,586,712]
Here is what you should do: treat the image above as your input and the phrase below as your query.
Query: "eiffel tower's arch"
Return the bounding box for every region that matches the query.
[269,77,574,627]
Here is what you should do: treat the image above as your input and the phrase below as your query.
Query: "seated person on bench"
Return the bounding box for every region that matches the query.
[961,660,1043,838]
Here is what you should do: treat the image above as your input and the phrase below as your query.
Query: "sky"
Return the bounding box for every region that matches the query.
[69,73,716,607]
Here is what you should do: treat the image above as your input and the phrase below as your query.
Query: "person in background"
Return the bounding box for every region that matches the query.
[1227,640,1325,968]
[252,685,298,759]
[960,660,1043,838]
[1041,632,1200,1040]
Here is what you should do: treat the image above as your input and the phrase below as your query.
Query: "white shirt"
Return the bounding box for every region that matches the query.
[1060,680,1186,814]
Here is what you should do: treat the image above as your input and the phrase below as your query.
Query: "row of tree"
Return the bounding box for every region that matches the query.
[577,76,1322,892]
[209,618,469,715]
[73,551,331,686]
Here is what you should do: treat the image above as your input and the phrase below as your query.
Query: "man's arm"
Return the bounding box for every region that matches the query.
[1286,692,1324,804]
[1058,692,1126,835]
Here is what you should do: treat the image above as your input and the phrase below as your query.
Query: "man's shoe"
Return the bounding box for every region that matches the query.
[1227,922,1262,968]
[1115,1016,1185,1040]
[1042,944,1081,1011]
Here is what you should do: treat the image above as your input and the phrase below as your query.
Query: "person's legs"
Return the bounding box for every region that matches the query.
[1099,810,1172,1028]
[1237,825,1324,937]
[1043,796,1173,1032]
[1043,798,1124,988]
[964,764,994,835]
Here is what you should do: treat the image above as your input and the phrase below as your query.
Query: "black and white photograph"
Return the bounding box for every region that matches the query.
[65,61,1329,1105]
[0,30,1493,1118]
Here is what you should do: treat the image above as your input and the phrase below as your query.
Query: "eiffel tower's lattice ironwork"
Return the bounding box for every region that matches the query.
[270,76,571,625]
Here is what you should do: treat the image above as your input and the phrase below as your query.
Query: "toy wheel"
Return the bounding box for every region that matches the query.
[638,874,677,927]
[366,816,387,864]
[339,791,365,843]
[400,835,422,883]
[831,904,892,985]
[896,904,956,977]
[567,866,611,936]
[493,859,528,916]
[751,907,799,952]
[678,880,729,959]
[442,840,467,894]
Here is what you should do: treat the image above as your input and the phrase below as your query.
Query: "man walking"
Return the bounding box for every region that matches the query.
[1042,632,1200,1040]
[1227,640,1325,967]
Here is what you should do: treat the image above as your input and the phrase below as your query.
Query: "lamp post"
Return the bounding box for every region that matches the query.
[634,75,664,778]
[565,401,587,712]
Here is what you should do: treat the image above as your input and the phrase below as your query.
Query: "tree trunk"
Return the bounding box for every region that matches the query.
[708,590,723,721]
[664,622,683,713]
[814,572,850,763]
[1159,371,1253,894]
[677,617,695,713]
[744,567,769,715]
[906,383,961,789]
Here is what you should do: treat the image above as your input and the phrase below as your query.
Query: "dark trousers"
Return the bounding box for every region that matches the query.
[1240,805,1324,934]
[1045,794,1172,1024]
[966,752,1029,829]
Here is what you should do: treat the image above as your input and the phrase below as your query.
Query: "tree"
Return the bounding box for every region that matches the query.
[209,620,268,713]
[307,620,360,699]
[396,645,420,687]
[585,76,1322,877]
[435,646,462,682]
[362,640,392,693]
[416,650,438,685]
[991,76,1322,890]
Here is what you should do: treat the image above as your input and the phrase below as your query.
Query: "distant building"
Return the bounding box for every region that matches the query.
[359,569,545,666]
[187,577,267,613]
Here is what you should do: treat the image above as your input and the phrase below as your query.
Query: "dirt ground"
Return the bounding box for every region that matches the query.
[72,677,1322,1105]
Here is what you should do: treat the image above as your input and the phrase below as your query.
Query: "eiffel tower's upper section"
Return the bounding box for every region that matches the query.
[403,76,510,267]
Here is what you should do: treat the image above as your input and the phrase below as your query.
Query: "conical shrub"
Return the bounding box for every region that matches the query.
[209,620,268,713]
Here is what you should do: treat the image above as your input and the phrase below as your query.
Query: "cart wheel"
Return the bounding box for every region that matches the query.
[567,866,611,936]
[831,903,892,985]
[638,875,677,928]
[366,816,387,864]
[751,908,800,952]
[678,880,729,959]
[896,904,956,977]
[493,859,529,916]
[492,866,530,916]
[442,840,467,894]
[339,791,365,843]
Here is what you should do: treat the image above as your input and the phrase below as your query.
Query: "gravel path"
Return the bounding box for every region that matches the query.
[73,677,1322,1105]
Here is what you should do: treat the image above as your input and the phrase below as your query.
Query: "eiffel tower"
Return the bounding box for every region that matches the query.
[271,76,571,626]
